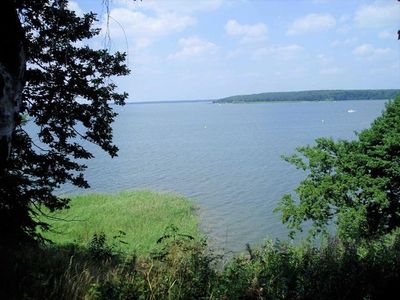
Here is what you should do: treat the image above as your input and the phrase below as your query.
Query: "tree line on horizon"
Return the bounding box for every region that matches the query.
[214,89,400,103]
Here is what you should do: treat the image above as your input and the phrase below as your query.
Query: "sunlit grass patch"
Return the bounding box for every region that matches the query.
[40,190,200,255]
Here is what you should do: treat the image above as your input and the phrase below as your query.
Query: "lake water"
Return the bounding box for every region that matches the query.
[61,100,387,252]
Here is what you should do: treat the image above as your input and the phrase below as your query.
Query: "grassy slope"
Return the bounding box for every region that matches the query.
[41,190,200,255]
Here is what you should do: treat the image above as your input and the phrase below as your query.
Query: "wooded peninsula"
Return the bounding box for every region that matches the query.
[214,89,400,103]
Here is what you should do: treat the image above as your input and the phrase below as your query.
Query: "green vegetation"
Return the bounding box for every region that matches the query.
[4,97,400,299]
[217,233,400,300]
[5,229,400,299]
[276,95,400,242]
[40,190,200,255]
[214,89,400,103]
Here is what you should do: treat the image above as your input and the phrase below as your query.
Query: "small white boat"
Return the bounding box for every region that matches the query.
[347,109,356,113]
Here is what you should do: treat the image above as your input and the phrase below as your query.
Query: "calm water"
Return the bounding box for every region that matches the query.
[61,100,387,252]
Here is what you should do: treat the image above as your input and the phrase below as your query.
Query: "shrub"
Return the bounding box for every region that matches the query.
[4,230,400,299]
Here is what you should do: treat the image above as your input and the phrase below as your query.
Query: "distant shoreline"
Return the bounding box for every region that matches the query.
[125,99,212,105]
[124,98,389,105]
[213,98,391,104]
[213,89,400,104]
[124,89,399,105]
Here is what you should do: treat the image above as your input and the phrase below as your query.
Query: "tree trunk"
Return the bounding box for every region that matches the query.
[0,0,25,171]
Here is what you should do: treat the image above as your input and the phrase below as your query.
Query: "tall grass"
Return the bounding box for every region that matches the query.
[40,190,200,255]
[6,230,400,299]
[4,190,400,299]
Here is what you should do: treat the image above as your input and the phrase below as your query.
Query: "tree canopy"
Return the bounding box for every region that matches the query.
[0,0,129,244]
[276,95,400,241]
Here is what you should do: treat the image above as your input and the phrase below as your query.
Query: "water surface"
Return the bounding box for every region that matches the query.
[61,100,387,252]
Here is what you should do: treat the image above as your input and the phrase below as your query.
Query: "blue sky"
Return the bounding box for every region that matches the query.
[70,0,400,101]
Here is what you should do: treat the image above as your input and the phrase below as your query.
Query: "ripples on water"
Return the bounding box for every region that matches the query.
[59,100,387,252]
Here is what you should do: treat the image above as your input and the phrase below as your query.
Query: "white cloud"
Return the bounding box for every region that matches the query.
[353,44,393,61]
[107,8,195,38]
[334,15,352,34]
[104,8,195,49]
[330,40,340,47]
[287,13,336,35]
[378,30,394,39]
[225,19,267,43]
[320,67,342,75]
[354,1,400,28]
[134,38,152,49]
[338,14,350,23]
[115,0,224,14]
[316,55,341,74]
[67,1,83,16]
[169,37,218,60]
[254,44,304,60]
[336,24,351,34]
[317,54,331,65]
[130,52,161,66]
[330,37,357,47]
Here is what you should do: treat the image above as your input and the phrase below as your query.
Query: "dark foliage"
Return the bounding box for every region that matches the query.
[3,231,400,299]
[0,0,129,245]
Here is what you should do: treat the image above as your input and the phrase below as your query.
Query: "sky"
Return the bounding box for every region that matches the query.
[70,0,400,102]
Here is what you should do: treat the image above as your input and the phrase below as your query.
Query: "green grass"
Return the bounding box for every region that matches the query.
[40,190,200,255]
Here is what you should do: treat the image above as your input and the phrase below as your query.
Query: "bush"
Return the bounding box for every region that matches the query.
[90,227,217,300]
[4,230,400,299]
[216,231,400,299]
